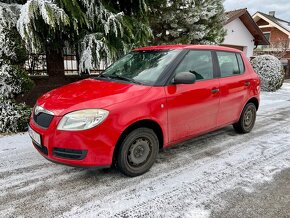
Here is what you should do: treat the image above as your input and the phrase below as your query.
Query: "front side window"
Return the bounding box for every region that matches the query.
[217,52,241,77]
[174,50,214,81]
[102,50,181,85]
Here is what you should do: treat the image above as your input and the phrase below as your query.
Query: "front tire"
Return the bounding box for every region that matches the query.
[233,103,257,134]
[117,128,159,177]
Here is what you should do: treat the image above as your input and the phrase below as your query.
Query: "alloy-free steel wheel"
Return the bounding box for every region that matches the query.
[117,128,159,177]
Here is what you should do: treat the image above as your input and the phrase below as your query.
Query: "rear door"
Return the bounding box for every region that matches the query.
[215,51,249,126]
[165,50,220,143]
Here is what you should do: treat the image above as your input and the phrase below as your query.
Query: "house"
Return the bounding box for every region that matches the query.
[253,11,290,78]
[253,11,290,56]
[222,9,269,58]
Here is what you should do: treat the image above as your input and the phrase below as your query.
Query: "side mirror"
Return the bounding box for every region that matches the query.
[173,72,196,84]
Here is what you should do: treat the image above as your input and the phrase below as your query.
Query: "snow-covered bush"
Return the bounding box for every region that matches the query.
[0,3,33,133]
[0,64,32,99]
[0,101,31,133]
[251,55,285,92]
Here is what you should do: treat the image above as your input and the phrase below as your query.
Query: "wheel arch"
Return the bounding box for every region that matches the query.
[112,119,164,164]
[246,97,259,111]
[236,97,259,124]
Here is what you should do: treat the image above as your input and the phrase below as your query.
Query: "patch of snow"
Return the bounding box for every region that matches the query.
[183,208,210,218]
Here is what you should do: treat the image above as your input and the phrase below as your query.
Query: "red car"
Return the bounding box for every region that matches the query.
[29,45,260,176]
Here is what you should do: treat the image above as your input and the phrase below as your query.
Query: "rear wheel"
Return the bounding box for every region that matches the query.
[117,128,159,177]
[233,103,257,134]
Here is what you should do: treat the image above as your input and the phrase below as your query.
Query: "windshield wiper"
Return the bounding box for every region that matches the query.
[98,74,143,85]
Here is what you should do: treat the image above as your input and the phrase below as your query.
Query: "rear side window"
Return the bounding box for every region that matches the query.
[216,52,242,77]
[174,50,214,81]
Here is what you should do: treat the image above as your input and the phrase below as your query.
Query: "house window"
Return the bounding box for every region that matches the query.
[256,32,270,50]
[264,32,270,41]
[263,32,270,48]
[25,53,48,76]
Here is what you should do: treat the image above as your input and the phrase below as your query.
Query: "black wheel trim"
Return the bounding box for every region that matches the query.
[127,137,153,168]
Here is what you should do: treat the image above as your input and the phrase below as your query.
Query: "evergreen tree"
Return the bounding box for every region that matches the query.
[150,0,226,45]
[15,0,225,74]
[16,0,152,73]
[0,2,33,133]
[0,0,26,3]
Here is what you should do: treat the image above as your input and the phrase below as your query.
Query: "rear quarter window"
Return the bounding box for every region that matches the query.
[236,53,245,73]
[217,52,243,77]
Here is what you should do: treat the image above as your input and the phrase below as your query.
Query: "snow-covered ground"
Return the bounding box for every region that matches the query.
[1,83,290,218]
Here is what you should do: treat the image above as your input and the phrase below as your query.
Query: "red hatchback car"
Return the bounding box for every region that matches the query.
[29,45,260,176]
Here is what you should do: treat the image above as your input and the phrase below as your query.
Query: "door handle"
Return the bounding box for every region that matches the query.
[245,81,251,86]
[211,88,220,94]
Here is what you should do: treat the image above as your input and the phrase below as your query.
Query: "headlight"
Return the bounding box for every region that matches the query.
[34,105,54,116]
[57,109,109,131]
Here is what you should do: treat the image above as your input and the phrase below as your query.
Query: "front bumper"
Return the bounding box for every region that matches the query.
[29,116,120,167]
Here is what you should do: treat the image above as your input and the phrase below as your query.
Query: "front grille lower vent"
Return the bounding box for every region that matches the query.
[53,148,87,160]
[33,142,48,155]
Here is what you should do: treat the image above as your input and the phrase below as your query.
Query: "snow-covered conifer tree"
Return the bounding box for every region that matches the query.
[0,2,33,133]
[16,0,152,73]
[150,0,226,45]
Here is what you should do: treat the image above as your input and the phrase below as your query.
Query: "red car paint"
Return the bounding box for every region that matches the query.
[29,45,260,168]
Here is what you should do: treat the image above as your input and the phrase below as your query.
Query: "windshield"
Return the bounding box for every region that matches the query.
[101,50,181,85]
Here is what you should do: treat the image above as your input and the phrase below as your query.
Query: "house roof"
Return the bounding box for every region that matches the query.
[225,8,248,24]
[225,9,269,45]
[253,11,290,35]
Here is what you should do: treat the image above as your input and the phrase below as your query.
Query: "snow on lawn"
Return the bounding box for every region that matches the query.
[1,83,290,217]
[260,81,290,110]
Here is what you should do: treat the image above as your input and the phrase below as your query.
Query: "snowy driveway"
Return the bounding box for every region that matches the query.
[1,83,290,218]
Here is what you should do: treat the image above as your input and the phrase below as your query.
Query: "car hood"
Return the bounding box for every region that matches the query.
[37,78,151,116]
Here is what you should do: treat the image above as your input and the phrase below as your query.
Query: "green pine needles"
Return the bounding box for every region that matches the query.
[150,0,226,45]
[16,0,226,72]
[17,0,153,73]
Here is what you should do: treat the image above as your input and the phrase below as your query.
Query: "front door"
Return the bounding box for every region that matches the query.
[165,50,220,143]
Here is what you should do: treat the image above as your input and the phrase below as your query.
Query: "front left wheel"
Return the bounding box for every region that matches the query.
[117,128,159,177]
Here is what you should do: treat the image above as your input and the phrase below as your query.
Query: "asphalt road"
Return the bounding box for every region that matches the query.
[212,168,290,218]
[1,84,290,218]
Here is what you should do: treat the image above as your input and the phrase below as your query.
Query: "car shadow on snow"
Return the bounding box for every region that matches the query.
[70,125,238,180]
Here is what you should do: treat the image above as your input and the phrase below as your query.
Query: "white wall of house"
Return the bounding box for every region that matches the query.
[222,18,255,58]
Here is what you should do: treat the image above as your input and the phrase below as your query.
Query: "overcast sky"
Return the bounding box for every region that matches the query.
[224,0,290,21]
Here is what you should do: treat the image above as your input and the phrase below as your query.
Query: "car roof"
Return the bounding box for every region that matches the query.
[134,44,242,53]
